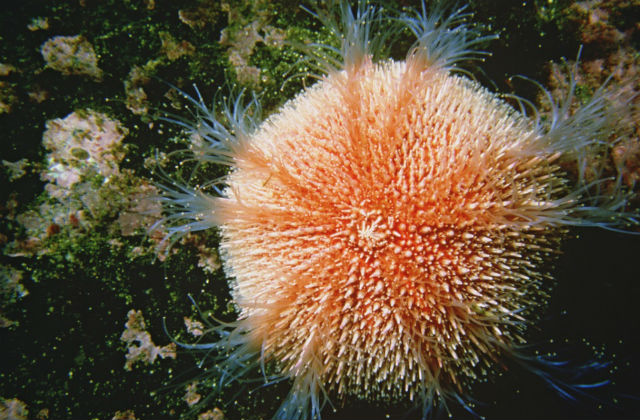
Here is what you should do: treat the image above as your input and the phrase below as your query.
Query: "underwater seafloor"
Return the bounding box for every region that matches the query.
[1,0,640,419]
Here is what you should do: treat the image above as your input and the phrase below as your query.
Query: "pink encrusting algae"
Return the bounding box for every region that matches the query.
[156,1,638,418]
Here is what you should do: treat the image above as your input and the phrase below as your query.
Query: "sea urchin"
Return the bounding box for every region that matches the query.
[156,1,637,418]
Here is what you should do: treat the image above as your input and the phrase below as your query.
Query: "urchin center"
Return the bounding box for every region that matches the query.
[346,204,389,253]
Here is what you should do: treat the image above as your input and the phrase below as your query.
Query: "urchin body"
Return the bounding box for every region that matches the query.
[158,1,635,418]
[220,60,563,403]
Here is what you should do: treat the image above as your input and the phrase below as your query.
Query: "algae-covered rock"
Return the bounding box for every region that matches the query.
[41,35,103,80]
